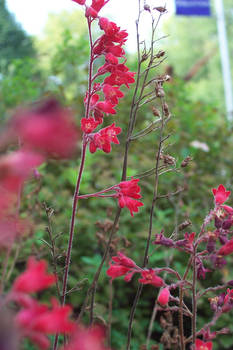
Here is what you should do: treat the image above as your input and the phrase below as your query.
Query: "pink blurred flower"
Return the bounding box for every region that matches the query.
[13,257,56,293]
[212,184,231,205]
[11,99,79,158]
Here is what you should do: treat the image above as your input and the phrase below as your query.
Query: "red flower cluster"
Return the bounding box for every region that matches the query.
[15,300,75,349]
[212,184,231,205]
[74,0,135,155]
[115,178,144,216]
[107,252,164,288]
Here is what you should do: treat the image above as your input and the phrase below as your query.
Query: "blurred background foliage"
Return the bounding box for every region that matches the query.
[1,0,233,349]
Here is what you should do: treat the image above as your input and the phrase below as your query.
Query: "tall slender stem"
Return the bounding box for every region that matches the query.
[192,247,197,345]
[53,142,87,350]
[126,98,164,350]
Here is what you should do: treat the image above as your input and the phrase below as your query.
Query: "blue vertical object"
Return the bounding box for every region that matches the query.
[175,0,211,16]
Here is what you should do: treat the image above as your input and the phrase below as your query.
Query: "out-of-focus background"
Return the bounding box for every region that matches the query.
[1,0,233,348]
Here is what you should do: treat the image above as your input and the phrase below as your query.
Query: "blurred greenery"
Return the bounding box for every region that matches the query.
[0,2,233,350]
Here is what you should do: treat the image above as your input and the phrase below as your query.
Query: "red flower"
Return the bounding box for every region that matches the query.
[218,238,233,256]
[106,263,131,279]
[11,99,79,158]
[114,178,144,216]
[89,123,121,153]
[212,184,231,205]
[105,52,119,64]
[99,17,119,36]
[13,257,56,293]
[222,205,233,215]
[184,232,195,246]
[104,71,135,88]
[157,288,170,306]
[72,0,86,4]
[15,299,75,349]
[96,100,116,114]
[64,325,110,350]
[88,93,116,116]
[138,269,164,287]
[111,251,136,268]
[194,339,212,350]
[118,178,141,199]
[118,195,143,217]
[86,0,109,18]
[81,118,99,134]
[103,84,124,105]
[107,252,137,280]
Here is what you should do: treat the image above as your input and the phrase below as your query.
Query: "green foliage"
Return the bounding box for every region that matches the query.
[0,0,34,69]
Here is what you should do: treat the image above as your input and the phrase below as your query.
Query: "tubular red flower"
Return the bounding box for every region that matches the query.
[138,269,164,287]
[72,0,86,4]
[89,123,121,154]
[118,195,143,217]
[194,339,212,350]
[218,238,233,256]
[13,257,56,293]
[102,84,124,106]
[106,263,131,279]
[81,118,99,134]
[212,184,231,205]
[111,251,136,268]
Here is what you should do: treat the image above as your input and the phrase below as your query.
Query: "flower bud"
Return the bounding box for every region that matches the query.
[157,288,170,306]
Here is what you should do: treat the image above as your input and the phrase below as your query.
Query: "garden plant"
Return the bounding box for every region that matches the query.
[0,0,232,350]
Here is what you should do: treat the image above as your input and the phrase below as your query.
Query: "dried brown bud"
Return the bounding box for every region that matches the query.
[141,53,148,62]
[163,103,169,117]
[156,50,165,58]
[160,154,176,166]
[155,87,165,98]
[152,107,160,117]
[181,156,192,167]
[154,6,167,13]
[178,219,192,231]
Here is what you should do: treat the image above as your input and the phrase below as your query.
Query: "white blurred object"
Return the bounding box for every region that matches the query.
[190,140,209,152]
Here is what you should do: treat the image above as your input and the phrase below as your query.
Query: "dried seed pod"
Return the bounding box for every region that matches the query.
[163,102,169,116]
[155,87,165,98]
[154,6,167,13]
[160,154,176,165]
[156,50,165,58]
[181,156,192,167]
[178,219,192,231]
[152,107,160,117]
